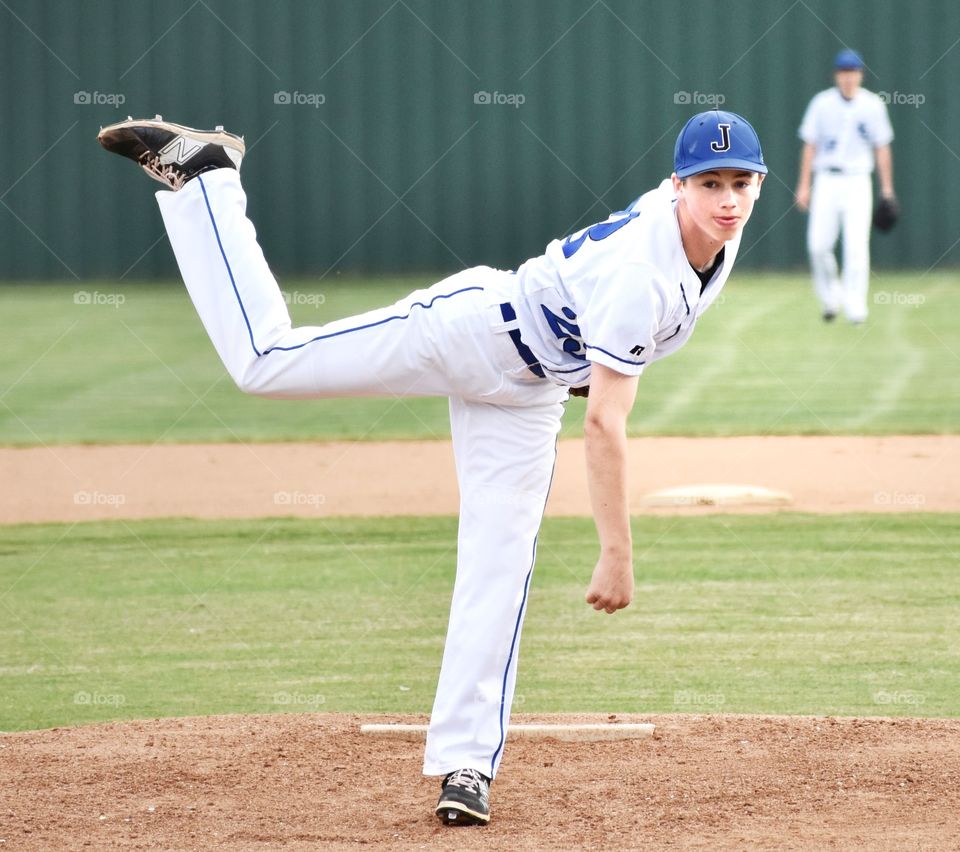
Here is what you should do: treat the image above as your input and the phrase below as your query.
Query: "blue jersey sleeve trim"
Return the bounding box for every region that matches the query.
[198,173,482,357]
[584,344,646,366]
[543,362,592,375]
[661,323,682,342]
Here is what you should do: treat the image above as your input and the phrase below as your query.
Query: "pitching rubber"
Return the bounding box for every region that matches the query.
[361,722,655,742]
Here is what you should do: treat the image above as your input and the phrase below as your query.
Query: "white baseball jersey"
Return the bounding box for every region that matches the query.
[798,87,894,175]
[512,179,739,388]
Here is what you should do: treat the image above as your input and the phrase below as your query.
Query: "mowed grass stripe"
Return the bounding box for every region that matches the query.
[0,272,958,443]
[637,294,781,431]
[1,513,957,730]
[839,292,927,430]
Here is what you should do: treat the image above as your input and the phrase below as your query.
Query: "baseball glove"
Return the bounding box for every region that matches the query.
[873,196,900,232]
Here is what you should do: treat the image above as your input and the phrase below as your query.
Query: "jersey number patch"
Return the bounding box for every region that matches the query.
[540,304,586,360]
[561,211,639,259]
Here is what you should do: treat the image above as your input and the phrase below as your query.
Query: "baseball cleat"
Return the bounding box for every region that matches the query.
[435,768,490,826]
[97,116,245,190]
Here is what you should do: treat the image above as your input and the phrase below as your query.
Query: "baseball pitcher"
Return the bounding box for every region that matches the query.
[98,109,766,827]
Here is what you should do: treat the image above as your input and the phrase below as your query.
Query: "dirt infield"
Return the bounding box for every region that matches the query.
[3,713,958,850]
[2,435,957,523]
[4,436,958,848]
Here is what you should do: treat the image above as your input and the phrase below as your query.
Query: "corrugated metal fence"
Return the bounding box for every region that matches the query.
[1,0,958,279]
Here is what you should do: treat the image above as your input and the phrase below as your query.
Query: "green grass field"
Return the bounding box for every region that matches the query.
[1,272,957,444]
[2,514,958,731]
[3,273,957,734]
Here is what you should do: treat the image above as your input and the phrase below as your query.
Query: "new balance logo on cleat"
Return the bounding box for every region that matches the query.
[158,136,204,165]
[97,116,245,190]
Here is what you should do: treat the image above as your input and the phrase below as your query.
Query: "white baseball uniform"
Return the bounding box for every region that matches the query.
[156,169,738,780]
[798,87,893,321]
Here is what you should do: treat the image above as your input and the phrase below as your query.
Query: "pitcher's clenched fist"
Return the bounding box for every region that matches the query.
[586,552,634,614]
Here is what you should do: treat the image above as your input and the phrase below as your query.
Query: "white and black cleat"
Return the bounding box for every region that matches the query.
[97,115,245,190]
[435,768,490,826]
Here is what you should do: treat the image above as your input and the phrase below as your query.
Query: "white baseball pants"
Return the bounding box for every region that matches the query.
[807,172,873,322]
[156,168,568,780]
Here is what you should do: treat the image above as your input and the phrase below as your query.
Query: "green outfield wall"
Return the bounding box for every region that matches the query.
[1,0,957,279]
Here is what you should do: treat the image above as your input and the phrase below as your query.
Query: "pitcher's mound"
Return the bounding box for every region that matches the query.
[3,713,958,850]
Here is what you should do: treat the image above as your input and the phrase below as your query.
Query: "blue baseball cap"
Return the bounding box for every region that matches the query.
[673,110,767,178]
[834,49,864,70]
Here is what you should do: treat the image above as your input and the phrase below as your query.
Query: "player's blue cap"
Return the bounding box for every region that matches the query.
[673,110,767,178]
[834,49,864,70]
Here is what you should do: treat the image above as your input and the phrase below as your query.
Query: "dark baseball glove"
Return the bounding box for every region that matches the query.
[873,196,900,232]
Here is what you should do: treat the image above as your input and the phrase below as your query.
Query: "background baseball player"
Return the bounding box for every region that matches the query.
[795,49,895,323]
[97,109,766,827]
